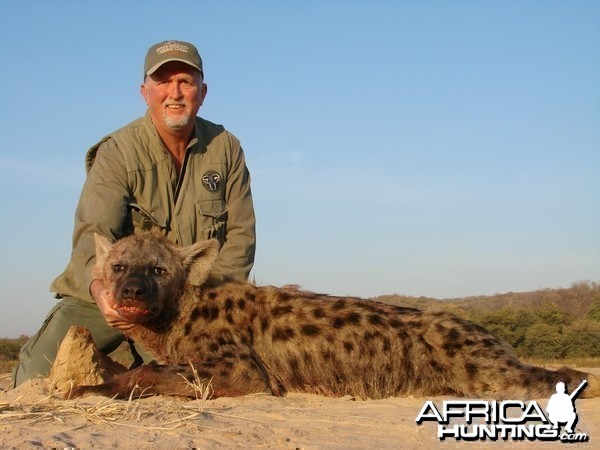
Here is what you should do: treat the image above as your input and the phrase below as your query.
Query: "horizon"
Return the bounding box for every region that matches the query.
[2,281,597,339]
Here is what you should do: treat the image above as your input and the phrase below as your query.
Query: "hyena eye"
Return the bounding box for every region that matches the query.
[154,267,167,276]
[112,264,125,273]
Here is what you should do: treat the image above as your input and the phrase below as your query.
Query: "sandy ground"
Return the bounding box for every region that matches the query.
[1,371,598,449]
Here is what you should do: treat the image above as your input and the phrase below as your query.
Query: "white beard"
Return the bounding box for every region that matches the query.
[163,112,192,130]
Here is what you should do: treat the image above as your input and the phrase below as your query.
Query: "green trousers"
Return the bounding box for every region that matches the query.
[12,296,151,387]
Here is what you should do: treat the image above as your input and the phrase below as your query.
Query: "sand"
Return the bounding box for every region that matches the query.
[1,371,598,449]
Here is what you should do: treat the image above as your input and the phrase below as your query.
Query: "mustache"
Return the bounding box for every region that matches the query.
[164,100,187,107]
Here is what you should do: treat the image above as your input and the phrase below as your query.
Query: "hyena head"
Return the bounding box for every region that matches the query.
[93,232,219,323]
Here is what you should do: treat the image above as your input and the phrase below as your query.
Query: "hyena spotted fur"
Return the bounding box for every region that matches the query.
[68,233,599,400]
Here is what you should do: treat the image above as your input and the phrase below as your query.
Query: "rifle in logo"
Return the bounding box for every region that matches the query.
[570,379,588,400]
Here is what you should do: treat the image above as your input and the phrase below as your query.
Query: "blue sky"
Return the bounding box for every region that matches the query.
[0,1,598,337]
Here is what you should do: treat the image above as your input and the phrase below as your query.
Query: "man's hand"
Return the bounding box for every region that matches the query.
[90,279,136,331]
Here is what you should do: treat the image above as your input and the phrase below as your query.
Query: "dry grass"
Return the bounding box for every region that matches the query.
[0,360,16,376]
[0,373,12,392]
[522,356,600,369]
[180,361,214,412]
[0,394,220,430]
[1,391,270,438]
[0,366,228,430]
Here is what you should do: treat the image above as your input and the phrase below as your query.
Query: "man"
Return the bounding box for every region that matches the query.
[13,40,256,386]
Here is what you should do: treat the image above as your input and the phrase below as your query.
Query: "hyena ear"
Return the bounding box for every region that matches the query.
[93,233,115,279]
[179,239,220,286]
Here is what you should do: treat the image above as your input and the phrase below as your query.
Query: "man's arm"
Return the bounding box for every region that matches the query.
[211,134,256,281]
[67,139,130,300]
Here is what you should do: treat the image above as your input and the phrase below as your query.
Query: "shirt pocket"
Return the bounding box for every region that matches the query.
[196,199,228,246]
[125,203,168,235]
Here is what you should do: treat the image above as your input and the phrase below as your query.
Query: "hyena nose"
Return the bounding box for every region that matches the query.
[121,279,146,299]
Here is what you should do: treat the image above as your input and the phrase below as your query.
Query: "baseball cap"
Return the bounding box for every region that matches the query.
[144,40,203,77]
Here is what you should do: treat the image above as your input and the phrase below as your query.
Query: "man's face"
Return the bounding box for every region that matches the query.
[141,61,207,131]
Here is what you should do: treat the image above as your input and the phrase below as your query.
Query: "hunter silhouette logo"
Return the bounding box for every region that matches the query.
[416,379,590,442]
[546,380,586,434]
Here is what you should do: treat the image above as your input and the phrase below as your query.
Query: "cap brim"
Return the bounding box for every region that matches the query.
[145,58,203,76]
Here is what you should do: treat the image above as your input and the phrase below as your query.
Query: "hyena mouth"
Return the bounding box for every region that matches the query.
[117,305,157,322]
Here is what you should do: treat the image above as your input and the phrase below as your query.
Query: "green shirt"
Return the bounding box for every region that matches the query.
[51,113,256,301]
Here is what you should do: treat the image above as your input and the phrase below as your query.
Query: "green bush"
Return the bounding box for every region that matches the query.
[521,323,565,359]
[0,336,28,361]
[588,294,600,323]
[468,307,535,349]
[562,321,600,358]
[466,302,600,359]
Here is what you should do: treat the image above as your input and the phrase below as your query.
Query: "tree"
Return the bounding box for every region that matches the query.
[468,307,534,349]
[587,294,600,323]
[533,303,571,327]
[562,320,600,358]
[521,323,565,359]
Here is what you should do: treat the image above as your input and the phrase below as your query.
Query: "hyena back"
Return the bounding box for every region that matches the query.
[68,233,599,400]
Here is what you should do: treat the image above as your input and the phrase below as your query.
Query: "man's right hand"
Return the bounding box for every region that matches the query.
[90,279,136,331]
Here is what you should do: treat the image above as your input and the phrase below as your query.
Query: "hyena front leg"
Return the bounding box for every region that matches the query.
[67,353,287,399]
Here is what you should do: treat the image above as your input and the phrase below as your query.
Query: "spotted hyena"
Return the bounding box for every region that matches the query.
[68,233,599,400]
